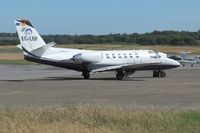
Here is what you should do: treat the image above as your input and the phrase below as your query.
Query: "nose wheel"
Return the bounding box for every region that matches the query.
[153,70,166,78]
[82,71,90,79]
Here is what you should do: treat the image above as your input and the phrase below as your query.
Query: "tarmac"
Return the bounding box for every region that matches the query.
[0,63,200,108]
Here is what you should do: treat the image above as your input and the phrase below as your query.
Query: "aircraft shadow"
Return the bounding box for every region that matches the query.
[46,77,146,81]
[0,76,148,82]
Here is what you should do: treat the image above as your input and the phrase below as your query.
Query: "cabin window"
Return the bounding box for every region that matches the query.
[124,54,127,58]
[135,53,139,58]
[106,54,110,59]
[118,54,122,58]
[129,53,133,58]
[112,54,116,59]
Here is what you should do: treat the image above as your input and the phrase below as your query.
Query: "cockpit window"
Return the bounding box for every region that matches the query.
[150,55,159,59]
[149,50,161,59]
[148,50,154,54]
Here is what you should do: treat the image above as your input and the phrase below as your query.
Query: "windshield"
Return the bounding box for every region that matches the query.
[148,50,161,59]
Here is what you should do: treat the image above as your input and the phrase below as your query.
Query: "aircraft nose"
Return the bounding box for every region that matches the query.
[169,58,180,68]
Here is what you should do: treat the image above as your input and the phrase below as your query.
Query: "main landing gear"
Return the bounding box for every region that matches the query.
[116,70,124,80]
[82,71,90,79]
[153,70,166,78]
[116,70,136,80]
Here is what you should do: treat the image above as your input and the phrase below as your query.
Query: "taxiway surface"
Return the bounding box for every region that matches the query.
[0,64,199,108]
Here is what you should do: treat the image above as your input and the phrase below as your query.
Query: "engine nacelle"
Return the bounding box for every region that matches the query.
[72,52,103,63]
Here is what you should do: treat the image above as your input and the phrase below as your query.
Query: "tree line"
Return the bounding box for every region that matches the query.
[0,30,200,45]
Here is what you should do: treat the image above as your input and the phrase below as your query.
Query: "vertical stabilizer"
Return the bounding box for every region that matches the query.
[15,19,46,52]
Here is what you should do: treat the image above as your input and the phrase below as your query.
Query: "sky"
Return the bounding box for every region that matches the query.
[0,0,200,35]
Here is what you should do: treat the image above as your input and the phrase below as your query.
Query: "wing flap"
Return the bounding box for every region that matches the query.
[92,65,123,72]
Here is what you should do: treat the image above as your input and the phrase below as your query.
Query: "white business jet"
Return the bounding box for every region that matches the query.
[15,19,180,80]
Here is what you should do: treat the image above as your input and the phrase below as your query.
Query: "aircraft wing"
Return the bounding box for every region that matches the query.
[92,61,161,72]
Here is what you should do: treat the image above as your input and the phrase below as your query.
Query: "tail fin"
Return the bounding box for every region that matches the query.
[15,19,46,53]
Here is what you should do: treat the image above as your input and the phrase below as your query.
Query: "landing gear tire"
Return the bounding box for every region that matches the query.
[82,71,90,79]
[160,71,166,77]
[116,71,124,80]
[153,70,166,78]
[153,70,159,77]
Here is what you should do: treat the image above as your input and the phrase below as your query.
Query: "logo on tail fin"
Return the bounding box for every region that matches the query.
[21,28,37,42]
[25,28,32,35]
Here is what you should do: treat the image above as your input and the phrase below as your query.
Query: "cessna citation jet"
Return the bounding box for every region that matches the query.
[15,19,180,80]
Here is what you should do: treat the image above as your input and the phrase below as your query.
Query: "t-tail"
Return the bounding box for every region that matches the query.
[15,19,47,56]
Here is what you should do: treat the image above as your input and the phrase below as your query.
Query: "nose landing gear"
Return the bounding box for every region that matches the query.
[153,70,166,78]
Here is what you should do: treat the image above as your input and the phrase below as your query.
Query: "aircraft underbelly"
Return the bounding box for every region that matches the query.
[87,63,172,72]
[134,64,177,70]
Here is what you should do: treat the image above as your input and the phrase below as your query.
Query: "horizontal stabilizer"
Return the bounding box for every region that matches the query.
[16,44,22,50]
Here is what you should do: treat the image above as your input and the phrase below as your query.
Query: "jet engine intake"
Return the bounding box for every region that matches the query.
[72,52,103,63]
